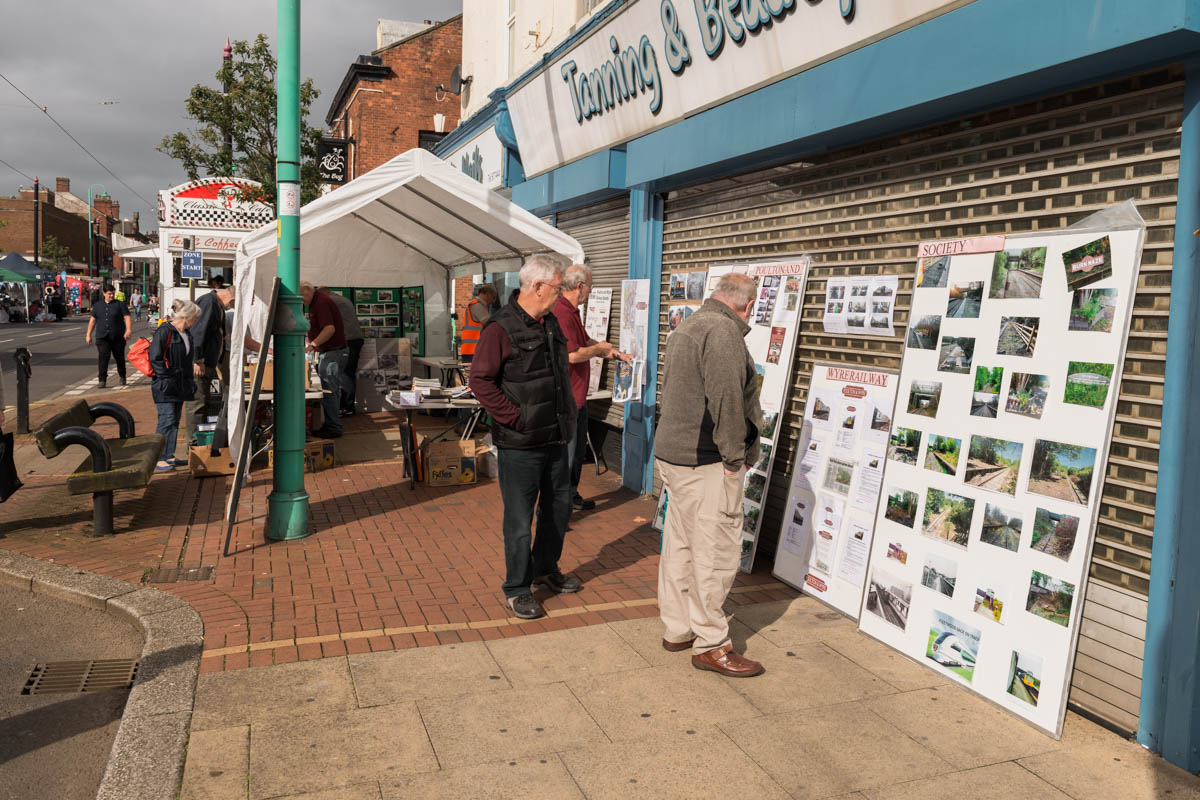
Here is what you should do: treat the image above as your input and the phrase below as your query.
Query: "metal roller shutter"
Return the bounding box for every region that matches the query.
[658,66,1181,733]
[557,197,631,473]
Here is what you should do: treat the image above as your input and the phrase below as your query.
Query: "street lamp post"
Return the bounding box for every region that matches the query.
[87,183,108,283]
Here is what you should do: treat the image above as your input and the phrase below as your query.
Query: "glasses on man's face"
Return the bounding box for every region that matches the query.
[541,281,564,295]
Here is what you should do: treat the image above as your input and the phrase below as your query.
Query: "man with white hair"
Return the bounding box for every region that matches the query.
[469,254,579,620]
[655,272,765,678]
[185,284,235,445]
[552,263,631,510]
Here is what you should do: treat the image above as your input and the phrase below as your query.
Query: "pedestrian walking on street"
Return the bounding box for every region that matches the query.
[299,281,347,439]
[130,290,142,321]
[655,272,765,677]
[321,286,363,416]
[469,255,580,620]
[149,299,199,472]
[186,285,235,445]
[551,264,631,511]
[84,284,132,388]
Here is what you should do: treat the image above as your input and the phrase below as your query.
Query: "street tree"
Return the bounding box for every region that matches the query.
[40,235,70,268]
[158,34,323,207]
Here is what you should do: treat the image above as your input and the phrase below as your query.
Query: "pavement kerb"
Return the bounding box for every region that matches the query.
[0,549,200,800]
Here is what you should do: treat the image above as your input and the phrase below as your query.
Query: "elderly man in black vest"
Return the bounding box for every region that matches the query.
[469,254,579,620]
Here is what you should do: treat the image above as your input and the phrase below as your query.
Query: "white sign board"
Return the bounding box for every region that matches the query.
[506,0,974,177]
[857,214,1145,737]
[443,125,505,190]
[774,364,898,616]
[584,287,614,393]
[614,279,650,402]
[823,275,898,336]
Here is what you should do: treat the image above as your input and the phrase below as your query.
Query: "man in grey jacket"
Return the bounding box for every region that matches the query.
[655,272,764,678]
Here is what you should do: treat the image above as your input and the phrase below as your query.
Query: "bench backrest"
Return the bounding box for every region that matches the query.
[34,400,93,458]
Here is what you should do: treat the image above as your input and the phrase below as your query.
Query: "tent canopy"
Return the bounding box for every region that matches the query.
[0,251,51,280]
[0,266,39,283]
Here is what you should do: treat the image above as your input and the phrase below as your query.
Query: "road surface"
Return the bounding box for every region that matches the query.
[1004,269,1043,297]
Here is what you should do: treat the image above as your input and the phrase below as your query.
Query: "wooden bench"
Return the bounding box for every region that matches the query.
[33,400,164,535]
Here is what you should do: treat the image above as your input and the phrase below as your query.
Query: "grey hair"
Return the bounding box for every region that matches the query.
[712,273,757,309]
[518,254,566,291]
[563,264,591,291]
[171,299,202,323]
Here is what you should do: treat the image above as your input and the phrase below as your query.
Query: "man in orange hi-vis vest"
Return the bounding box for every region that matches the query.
[459,284,498,362]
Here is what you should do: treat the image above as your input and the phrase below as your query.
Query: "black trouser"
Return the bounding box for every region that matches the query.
[96,336,126,381]
[341,338,363,412]
[567,403,589,500]
[497,444,571,598]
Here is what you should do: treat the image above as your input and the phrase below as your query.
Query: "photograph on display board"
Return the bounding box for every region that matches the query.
[1027,439,1097,506]
[1006,372,1050,419]
[870,406,892,434]
[965,436,1023,496]
[667,304,698,332]
[922,488,974,548]
[756,442,773,472]
[356,303,371,315]
[1069,288,1117,332]
[907,315,942,349]
[828,283,846,300]
[745,472,767,503]
[970,366,1004,418]
[383,303,399,313]
[1026,570,1076,627]
[989,246,1047,299]
[996,316,1040,357]
[937,336,975,374]
[924,434,962,476]
[742,504,760,535]
[884,487,918,528]
[1030,508,1080,562]
[687,271,706,300]
[1007,649,1043,707]
[980,503,1023,552]
[811,395,832,422]
[916,254,950,288]
[886,541,908,565]
[926,611,981,682]
[376,289,394,303]
[946,281,984,318]
[920,551,958,598]
[1062,235,1114,291]
[822,458,854,496]
[907,381,942,418]
[1063,361,1115,408]
[762,411,779,439]
[371,303,385,315]
[865,568,912,632]
[973,584,1006,624]
[669,273,688,299]
[888,428,921,465]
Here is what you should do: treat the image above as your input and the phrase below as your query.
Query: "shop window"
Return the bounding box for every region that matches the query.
[418,131,446,152]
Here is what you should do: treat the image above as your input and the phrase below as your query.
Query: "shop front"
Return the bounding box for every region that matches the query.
[484,0,1200,767]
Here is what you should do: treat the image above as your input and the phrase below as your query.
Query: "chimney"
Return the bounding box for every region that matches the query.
[132,211,140,232]
[56,177,70,194]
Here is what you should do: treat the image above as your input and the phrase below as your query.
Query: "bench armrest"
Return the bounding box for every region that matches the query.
[52,426,112,473]
[88,402,135,439]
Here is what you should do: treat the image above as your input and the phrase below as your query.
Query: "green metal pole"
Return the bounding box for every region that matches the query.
[267,0,311,540]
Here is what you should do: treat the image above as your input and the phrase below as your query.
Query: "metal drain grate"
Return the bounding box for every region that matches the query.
[144,566,213,583]
[22,659,139,695]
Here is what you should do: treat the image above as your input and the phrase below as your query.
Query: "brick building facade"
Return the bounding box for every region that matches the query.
[325,15,463,181]
[0,185,90,267]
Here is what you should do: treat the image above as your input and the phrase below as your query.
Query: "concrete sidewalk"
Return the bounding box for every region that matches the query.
[179,595,1200,800]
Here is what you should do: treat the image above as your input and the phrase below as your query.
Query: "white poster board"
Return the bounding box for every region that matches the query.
[613,279,650,402]
[584,287,613,393]
[857,207,1145,737]
[774,364,899,616]
[823,275,899,336]
[704,259,811,572]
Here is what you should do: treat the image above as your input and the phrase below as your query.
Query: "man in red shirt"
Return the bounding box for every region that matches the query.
[552,264,631,510]
[299,281,347,438]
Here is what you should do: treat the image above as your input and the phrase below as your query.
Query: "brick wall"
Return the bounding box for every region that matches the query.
[328,16,463,179]
[0,192,92,264]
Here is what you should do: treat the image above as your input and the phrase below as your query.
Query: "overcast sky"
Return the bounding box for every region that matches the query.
[0,1,461,222]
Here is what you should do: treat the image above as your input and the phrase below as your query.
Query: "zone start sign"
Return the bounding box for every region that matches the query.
[181,250,204,280]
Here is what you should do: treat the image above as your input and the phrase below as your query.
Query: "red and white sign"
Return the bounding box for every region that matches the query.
[1071,254,1105,273]
[165,177,274,230]
[166,232,241,253]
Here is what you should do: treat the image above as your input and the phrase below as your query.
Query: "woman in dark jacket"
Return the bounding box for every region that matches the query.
[149,299,200,472]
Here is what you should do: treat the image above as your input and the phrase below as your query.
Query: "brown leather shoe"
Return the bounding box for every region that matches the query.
[691,644,764,677]
[662,636,696,652]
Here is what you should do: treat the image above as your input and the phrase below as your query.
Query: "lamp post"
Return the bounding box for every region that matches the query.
[87,183,108,282]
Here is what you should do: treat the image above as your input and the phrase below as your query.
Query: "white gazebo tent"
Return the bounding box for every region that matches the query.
[228,147,584,448]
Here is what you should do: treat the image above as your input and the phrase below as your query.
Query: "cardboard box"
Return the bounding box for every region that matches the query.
[189,446,237,477]
[425,438,477,487]
[476,435,498,479]
[250,359,311,392]
[268,439,336,473]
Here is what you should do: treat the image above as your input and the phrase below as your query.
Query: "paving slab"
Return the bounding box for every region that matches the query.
[271,785,382,800]
[732,639,898,713]
[417,683,608,769]
[192,658,356,730]
[862,761,1072,800]
[485,623,649,686]
[567,664,760,742]
[381,756,583,799]
[730,597,858,647]
[180,724,249,800]
[823,632,949,692]
[348,641,509,707]
[865,685,1060,769]
[559,725,791,799]
[721,702,954,799]
[605,615,757,668]
[248,704,436,799]
[95,710,191,800]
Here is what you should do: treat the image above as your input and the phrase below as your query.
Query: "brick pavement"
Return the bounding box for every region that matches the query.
[0,386,797,673]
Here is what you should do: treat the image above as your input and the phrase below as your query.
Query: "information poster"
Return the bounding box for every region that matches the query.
[773,364,898,616]
[857,209,1145,737]
[584,287,613,393]
[823,275,898,336]
[703,259,811,572]
[614,278,650,403]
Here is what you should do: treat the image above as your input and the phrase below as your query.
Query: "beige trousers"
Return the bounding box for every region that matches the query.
[656,460,746,654]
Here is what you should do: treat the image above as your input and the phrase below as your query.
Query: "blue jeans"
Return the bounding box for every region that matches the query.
[316,347,349,433]
[155,402,183,462]
[497,444,571,597]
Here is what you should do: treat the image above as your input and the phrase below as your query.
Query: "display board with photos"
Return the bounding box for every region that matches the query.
[613,279,651,403]
[703,260,810,572]
[773,364,899,615]
[334,286,426,356]
[400,286,426,357]
[856,209,1146,737]
[584,287,613,394]
[822,275,899,336]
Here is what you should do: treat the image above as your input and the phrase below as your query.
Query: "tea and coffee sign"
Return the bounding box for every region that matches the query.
[506,0,973,177]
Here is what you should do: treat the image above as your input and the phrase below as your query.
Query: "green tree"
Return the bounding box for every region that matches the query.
[158,34,323,207]
[40,235,70,268]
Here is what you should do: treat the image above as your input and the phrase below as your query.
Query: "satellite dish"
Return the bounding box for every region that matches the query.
[449,65,472,95]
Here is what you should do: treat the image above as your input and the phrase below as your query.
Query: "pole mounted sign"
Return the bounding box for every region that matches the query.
[181,250,204,280]
[317,138,349,185]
